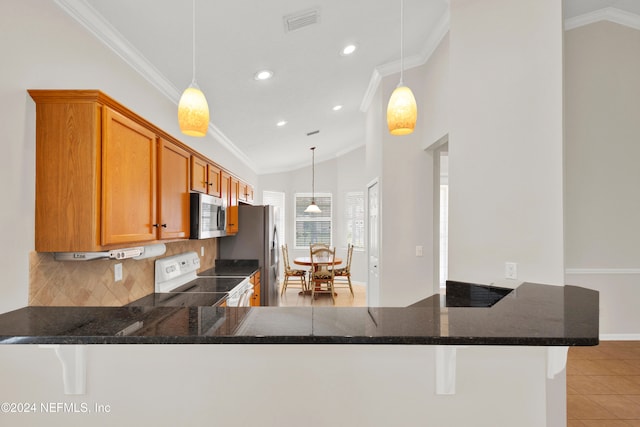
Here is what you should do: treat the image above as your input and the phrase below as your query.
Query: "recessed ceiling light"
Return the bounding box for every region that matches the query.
[332,105,343,111]
[341,44,357,56]
[276,120,287,127]
[254,70,274,80]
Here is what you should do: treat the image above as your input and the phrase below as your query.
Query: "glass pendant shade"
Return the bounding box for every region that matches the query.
[178,84,210,137]
[387,85,417,135]
[305,201,321,213]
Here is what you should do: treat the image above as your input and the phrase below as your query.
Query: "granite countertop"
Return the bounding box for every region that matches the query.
[200,259,260,277]
[0,281,599,346]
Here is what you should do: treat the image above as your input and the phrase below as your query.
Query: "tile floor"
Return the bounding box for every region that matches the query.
[567,341,640,426]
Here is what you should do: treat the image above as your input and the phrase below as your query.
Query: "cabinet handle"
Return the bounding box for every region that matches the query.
[161,224,167,228]
[204,181,209,186]
[153,224,159,228]
[208,182,213,187]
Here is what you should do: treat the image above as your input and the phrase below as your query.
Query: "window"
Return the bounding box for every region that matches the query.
[345,191,365,250]
[294,193,332,248]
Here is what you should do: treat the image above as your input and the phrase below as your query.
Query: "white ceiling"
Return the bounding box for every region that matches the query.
[58,0,638,174]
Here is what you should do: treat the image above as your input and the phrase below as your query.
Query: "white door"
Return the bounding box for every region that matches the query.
[367,179,380,306]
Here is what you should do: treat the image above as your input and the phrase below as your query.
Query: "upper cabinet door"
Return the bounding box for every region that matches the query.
[101,107,157,246]
[158,139,190,240]
[207,164,222,198]
[191,156,222,198]
[190,155,209,194]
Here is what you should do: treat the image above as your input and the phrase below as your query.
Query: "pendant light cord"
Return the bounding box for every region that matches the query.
[191,0,196,85]
[399,0,404,86]
[311,147,316,201]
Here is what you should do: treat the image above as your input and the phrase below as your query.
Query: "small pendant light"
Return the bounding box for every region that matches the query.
[305,147,321,213]
[178,0,210,137]
[387,0,417,135]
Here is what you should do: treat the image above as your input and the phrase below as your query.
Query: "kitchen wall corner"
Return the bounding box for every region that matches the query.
[28,239,217,306]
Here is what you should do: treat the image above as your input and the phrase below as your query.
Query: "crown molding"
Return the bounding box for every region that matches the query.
[360,8,450,113]
[565,7,640,31]
[53,0,256,172]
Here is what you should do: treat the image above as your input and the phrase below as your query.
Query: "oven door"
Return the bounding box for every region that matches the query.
[226,280,253,307]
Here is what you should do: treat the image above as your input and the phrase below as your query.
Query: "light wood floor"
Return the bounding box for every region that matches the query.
[277,281,366,307]
[568,341,640,426]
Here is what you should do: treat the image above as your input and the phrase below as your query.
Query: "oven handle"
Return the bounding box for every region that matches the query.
[238,287,253,307]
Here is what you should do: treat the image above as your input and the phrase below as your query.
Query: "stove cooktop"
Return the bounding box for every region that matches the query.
[128,291,228,307]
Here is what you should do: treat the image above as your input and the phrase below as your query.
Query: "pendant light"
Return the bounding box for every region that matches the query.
[178,0,210,137]
[386,0,417,136]
[305,147,321,213]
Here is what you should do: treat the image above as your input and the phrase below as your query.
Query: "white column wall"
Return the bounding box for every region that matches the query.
[448,0,565,286]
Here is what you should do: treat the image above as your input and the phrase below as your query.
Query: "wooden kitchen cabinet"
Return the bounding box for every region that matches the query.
[101,107,158,246]
[238,181,255,204]
[158,139,191,240]
[222,171,239,234]
[30,90,191,251]
[250,271,261,307]
[190,155,221,197]
[30,89,254,251]
[247,185,254,204]
[230,176,240,207]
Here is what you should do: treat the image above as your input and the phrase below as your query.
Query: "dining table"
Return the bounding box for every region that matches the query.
[293,256,343,296]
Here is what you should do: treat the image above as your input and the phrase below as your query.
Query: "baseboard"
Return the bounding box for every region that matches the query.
[600,334,640,341]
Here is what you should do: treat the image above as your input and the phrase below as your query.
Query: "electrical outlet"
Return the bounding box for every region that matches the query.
[114,263,123,282]
[201,246,205,257]
[505,262,517,280]
[416,246,423,257]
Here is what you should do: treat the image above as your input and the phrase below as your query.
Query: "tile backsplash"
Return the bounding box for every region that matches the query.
[29,240,217,306]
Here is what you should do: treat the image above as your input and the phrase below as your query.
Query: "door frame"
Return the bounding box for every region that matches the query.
[366,177,380,307]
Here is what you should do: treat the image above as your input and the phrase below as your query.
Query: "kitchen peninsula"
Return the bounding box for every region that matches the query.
[0,280,597,427]
[0,281,597,345]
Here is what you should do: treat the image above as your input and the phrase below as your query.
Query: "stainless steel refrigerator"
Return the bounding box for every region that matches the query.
[218,204,279,306]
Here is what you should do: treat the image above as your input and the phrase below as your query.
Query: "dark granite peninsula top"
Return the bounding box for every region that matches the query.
[0,282,598,346]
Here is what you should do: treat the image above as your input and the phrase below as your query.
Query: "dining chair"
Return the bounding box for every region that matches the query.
[309,246,336,304]
[331,243,354,296]
[281,244,307,296]
[309,242,329,250]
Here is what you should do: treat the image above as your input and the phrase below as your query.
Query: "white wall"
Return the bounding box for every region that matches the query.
[448,0,565,286]
[363,33,450,307]
[564,21,640,337]
[257,147,368,283]
[0,0,255,315]
[378,65,436,307]
[420,34,450,151]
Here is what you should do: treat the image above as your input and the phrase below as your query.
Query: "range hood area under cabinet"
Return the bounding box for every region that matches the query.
[29,90,253,253]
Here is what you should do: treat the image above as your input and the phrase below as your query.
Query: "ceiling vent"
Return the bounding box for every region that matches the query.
[283,8,320,33]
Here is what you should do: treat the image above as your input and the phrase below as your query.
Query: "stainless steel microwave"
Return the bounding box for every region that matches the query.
[190,193,227,239]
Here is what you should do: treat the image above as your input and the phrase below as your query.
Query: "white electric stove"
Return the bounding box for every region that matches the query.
[155,252,253,307]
